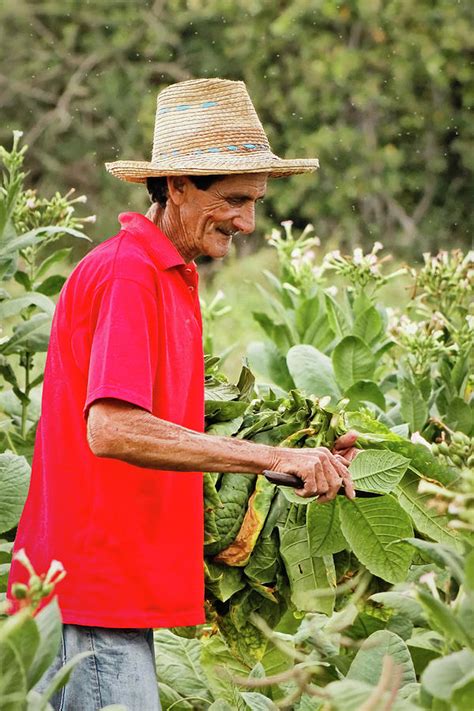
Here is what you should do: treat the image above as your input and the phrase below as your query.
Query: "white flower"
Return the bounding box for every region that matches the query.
[397,315,418,336]
[13,548,35,576]
[300,224,315,238]
[83,215,96,223]
[312,265,325,278]
[353,247,363,265]
[44,559,66,586]
[13,130,24,141]
[326,286,338,297]
[281,220,294,239]
[419,571,440,599]
[26,198,36,209]
[267,228,281,246]
[410,432,432,449]
[372,241,383,254]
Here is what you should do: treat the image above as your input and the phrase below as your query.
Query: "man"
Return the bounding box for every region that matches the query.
[9,79,357,710]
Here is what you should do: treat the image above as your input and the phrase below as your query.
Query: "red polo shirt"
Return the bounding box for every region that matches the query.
[8,212,205,627]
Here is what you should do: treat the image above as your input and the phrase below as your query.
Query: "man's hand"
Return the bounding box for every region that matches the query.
[268,446,355,503]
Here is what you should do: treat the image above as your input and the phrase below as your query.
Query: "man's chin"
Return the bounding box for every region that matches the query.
[207,235,233,259]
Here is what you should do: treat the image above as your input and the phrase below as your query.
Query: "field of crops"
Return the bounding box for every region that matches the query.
[1,136,473,710]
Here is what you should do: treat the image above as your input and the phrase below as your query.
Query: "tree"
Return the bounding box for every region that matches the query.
[0,0,472,256]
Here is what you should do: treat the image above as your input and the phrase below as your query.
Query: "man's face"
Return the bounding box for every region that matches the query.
[174,173,268,259]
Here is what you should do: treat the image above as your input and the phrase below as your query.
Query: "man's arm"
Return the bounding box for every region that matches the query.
[87,398,355,501]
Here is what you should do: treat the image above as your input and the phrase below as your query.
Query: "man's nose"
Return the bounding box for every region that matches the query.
[232,203,255,235]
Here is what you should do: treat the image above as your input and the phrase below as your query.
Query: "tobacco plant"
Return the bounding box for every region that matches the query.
[0,133,92,605]
[0,131,92,460]
[0,551,126,711]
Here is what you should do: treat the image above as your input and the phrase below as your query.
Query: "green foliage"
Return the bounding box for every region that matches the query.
[200,371,464,673]
[279,504,336,615]
[422,650,474,710]
[0,452,30,534]
[347,629,416,687]
[164,528,474,710]
[348,449,409,493]
[247,222,472,449]
[339,496,413,584]
[0,125,471,706]
[194,221,472,707]
[0,133,92,459]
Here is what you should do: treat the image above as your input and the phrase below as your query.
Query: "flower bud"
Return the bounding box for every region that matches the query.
[29,575,42,594]
[11,583,29,600]
[41,583,54,597]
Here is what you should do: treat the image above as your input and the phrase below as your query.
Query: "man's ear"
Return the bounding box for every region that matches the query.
[167,176,189,206]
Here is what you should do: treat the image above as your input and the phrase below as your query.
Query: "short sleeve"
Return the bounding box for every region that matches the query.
[84,278,159,416]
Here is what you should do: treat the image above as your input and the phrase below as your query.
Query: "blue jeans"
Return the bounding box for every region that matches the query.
[35,625,161,710]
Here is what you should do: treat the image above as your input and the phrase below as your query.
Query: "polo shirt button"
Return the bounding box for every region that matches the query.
[185,267,193,274]
[188,285,194,292]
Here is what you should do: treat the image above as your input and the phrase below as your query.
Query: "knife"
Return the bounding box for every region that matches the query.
[263,469,381,497]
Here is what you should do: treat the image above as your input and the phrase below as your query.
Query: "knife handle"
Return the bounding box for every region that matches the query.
[263,470,380,498]
[263,470,304,488]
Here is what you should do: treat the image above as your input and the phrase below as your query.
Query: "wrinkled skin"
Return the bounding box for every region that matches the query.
[151,174,268,262]
[269,434,357,503]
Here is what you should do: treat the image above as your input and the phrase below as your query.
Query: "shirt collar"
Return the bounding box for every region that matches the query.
[118,212,188,271]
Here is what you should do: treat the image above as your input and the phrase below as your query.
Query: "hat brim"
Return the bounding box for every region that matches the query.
[105,153,319,183]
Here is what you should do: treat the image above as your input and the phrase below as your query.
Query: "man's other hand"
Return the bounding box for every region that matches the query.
[332,430,360,463]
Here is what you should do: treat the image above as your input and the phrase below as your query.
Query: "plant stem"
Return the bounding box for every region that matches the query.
[20,352,31,440]
[5,430,18,454]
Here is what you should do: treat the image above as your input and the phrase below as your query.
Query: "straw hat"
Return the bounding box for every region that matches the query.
[105,78,319,183]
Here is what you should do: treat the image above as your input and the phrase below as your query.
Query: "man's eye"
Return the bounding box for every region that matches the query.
[227,198,243,206]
